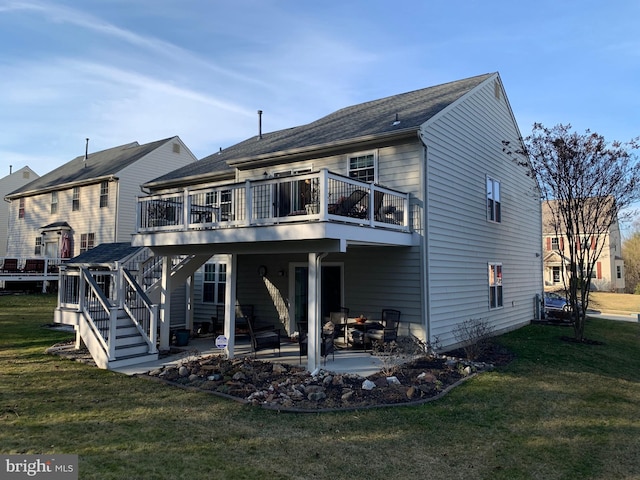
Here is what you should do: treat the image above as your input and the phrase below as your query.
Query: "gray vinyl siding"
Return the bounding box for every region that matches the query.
[423,78,542,347]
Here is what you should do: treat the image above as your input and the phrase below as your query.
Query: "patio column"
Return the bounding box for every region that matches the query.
[158,255,172,351]
[224,254,237,358]
[307,252,327,372]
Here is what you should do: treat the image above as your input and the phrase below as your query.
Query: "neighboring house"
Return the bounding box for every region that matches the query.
[542,200,625,292]
[56,72,543,371]
[0,166,39,256]
[4,136,197,262]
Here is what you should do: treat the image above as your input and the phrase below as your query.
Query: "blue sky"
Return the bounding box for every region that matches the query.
[1,0,638,178]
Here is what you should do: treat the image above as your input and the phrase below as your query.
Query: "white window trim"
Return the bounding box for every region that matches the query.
[347,151,378,183]
[486,176,501,223]
[488,262,503,309]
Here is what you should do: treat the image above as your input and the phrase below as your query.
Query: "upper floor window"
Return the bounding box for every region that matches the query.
[486,177,501,223]
[551,237,559,250]
[99,181,109,208]
[72,187,80,211]
[203,262,227,304]
[51,191,58,214]
[489,263,503,309]
[348,153,376,182]
[18,198,25,219]
[34,237,42,256]
[79,232,95,253]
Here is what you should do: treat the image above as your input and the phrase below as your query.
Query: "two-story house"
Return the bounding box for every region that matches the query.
[3,137,197,289]
[122,72,543,372]
[1,165,39,257]
[542,200,625,292]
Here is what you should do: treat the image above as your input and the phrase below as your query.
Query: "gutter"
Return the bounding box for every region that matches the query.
[418,130,431,345]
[5,175,118,200]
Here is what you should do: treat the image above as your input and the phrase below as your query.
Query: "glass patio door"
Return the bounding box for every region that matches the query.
[291,264,343,331]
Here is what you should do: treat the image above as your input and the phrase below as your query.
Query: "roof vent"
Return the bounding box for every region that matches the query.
[392,113,401,126]
[258,110,263,139]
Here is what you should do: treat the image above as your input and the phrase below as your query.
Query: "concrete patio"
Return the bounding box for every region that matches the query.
[112,334,385,377]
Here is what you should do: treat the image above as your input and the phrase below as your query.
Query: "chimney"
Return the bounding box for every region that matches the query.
[258,110,263,139]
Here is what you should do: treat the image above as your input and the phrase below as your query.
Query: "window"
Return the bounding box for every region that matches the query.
[203,263,227,304]
[489,263,503,309]
[551,237,559,250]
[617,266,622,279]
[348,153,376,182]
[79,233,95,253]
[99,181,109,208]
[486,177,501,223]
[51,192,58,214]
[553,266,561,283]
[18,198,25,219]
[72,187,80,211]
[35,237,42,256]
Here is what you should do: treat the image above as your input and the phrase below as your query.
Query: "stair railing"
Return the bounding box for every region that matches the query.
[121,268,158,353]
[79,267,118,360]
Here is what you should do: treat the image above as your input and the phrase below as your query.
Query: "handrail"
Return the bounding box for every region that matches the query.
[122,268,158,353]
[79,267,118,359]
[136,169,411,233]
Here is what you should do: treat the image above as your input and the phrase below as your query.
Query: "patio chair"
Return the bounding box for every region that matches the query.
[210,304,225,336]
[364,309,401,350]
[1,258,19,273]
[24,259,45,273]
[247,317,281,357]
[329,189,368,218]
[329,311,348,344]
[297,321,335,365]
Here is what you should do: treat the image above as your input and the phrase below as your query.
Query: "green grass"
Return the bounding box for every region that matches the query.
[2,294,640,479]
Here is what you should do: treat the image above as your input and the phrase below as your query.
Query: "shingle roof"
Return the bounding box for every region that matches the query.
[7,137,178,198]
[65,242,144,265]
[147,73,495,186]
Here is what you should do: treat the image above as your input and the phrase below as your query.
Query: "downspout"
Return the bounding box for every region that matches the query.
[418,131,431,346]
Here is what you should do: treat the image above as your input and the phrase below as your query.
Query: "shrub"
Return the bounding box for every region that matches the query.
[452,318,494,361]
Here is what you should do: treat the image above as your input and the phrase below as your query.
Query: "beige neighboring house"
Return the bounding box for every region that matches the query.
[0,166,39,257]
[542,200,625,292]
[4,136,197,263]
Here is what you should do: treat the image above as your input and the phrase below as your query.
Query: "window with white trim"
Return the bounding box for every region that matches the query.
[489,263,503,309]
[348,152,376,182]
[35,237,42,255]
[72,187,80,211]
[486,177,501,223]
[18,198,25,219]
[51,192,58,214]
[79,233,95,253]
[203,262,227,304]
[99,181,109,208]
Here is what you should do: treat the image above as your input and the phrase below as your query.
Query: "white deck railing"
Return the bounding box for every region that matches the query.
[137,169,410,233]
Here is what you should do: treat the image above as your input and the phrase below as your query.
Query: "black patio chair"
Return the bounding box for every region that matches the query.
[364,309,401,350]
[247,317,281,357]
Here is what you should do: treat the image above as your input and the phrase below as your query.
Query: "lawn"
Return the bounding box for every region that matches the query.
[589,291,640,314]
[1,294,639,479]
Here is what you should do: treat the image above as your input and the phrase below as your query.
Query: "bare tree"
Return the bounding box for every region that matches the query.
[504,123,640,341]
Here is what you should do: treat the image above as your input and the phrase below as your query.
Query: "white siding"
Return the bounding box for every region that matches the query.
[0,167,39,256]
[117,137,196,243]
[6,137,197,258]
[422,77,542,347]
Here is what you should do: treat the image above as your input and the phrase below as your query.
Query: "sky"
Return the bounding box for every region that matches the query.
[1,0,638,181]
